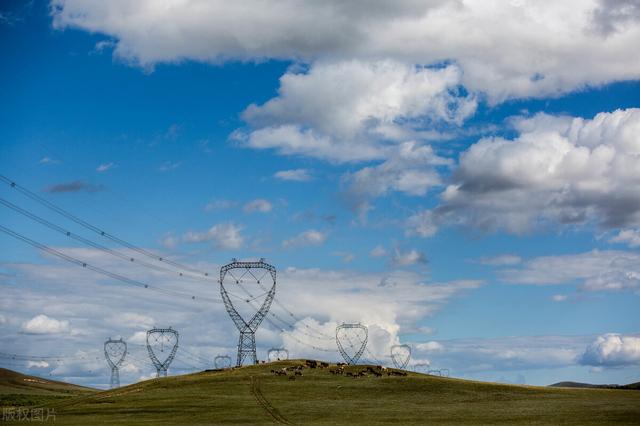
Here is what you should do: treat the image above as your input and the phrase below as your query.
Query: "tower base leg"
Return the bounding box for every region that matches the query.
[236,330,257,367]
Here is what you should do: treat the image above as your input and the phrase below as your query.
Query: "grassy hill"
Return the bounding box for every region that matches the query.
[2,361,640,425]
[550,381,640,391]
[0,367,96,409]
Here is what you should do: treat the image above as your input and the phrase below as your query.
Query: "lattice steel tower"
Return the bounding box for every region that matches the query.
[146,327,179,377]
[104,337,127,389]
[336,323,368,365]
[220,258,276,367]
[390,344,411,370]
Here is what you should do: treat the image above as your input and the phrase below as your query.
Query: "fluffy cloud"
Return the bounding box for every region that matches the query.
[344,142,451,215]
[243,199,273,213]
[52,0,640,100]
[235,61,473,166]
[282,230,327,248]
[499,249,640,292]
[414,335,590,374]
[591,0,640,36]
[27,361,50,368]
[416,341,443,352]
[21,314,70,334]
[405,210,438,238]
[370,245,387,258]
[274,169,313,182]
[183,223,244,249]
[391,249,428,267]
[609,229,640,247]
[241,61,474,161]
[580,333,640,366]
[438,108,640,233]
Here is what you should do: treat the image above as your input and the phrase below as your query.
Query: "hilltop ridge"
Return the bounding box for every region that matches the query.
[1,360,637,425]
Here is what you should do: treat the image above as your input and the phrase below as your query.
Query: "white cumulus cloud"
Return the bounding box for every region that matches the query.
[51,0,640,101]
[500,249,640,292]
[183,223,244,250]
[438,108,640,234]
[240,60,475,163]
[243,199,273,213]
[282,230,327,248]
[21,314,70,334]
[391,249,428,267]
[609,229,640,248]
[580,333,640,366]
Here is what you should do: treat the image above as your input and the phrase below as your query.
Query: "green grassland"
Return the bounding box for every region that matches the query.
[2,361,639,425]
[0,367,96,409]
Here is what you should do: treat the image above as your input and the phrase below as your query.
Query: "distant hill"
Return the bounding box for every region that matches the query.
[550,381,640,390]
[0,367,96,395]
[0,367,96,408]
[1,360,636,425]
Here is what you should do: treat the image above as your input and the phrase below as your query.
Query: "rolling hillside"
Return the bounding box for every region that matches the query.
[2,361,640,425]
[549,381,640,390]
[0,367,96,409]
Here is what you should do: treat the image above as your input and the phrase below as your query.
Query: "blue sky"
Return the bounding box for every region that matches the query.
[1,0,639,388]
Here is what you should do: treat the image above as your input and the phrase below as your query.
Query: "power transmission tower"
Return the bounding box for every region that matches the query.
[336,323,368,365]
[267,348,289,362]
[146,327,179,377]
[220,258,276,367]
[214,355,232,369]
[104,338,127,389]
[390,344,411,370]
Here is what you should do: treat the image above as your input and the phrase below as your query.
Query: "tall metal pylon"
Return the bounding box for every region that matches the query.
[104,337,127,389]
[390,344,411,370]
[336,323,368,365]
[146,327,179,377]
[219,258,276,367]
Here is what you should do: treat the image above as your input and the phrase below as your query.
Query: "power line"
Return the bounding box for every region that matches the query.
[0,351,99,362]
[1,174,207,277]
[0,224,222,304]
[239,280,334,341]
[255,280,334,341]
[0,197,214,284]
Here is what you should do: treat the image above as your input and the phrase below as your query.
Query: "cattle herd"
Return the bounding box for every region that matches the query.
[269,360,408,380]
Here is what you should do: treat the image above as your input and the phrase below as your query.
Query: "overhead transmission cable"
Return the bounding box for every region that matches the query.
[234,283,337,353]
[0,224,222,304]
[1,174,206,276]
[0,196,240,305]
[235,279,334,343]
